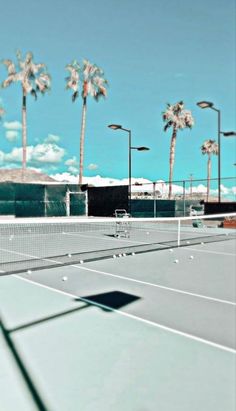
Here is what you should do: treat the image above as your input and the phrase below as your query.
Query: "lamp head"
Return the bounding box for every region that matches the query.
[221,131,236,137]
[131,146,150,151]
[108,124,122,130]
[137,146,150,151]
[197,101,214,109]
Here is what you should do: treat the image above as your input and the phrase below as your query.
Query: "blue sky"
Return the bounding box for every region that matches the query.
[0,0,235,186]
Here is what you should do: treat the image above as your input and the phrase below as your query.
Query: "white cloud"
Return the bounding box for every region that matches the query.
[49,175,165,190]
[87,163,98,170]
[68,166,79,174]
[4,147,22,163]
[65,159,99,172]
[3,121,22,130]
[50,174,154,187]
[65,157,79,174]
[48,173,236,200]
[0,151,5,163]
[0,143,65,166]
[50,172,78,183]
[191,184,207,193]
[220,184,230,194]
[6,130,19,142]
[29,144,65,163]
[65,156,78,167]
[44,134,60,143]
[3,121,21,142]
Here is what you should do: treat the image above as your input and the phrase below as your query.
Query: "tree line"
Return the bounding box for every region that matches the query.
[0,50,218,200]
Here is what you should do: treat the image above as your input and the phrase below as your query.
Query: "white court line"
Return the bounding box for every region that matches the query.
[187,247,236,257]
[62,229,210,244]
[13,275,236,354]
[1,246,235,306]
[71,264,236,306]
[62,231,150,245]
[0,247,63,265]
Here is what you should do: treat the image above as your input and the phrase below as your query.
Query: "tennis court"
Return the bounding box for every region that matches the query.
[0,214,236,411]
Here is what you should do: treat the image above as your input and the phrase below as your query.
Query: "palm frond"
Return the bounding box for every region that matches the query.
[201,139,218,155]
[31,89,37,100]
[1,75,16,88]
[34,73,50,94]
[25,52,33,64]
[66,58,108,102]
[2,59,16,75]
[66,60,80,72]
[2,50,51,97]
[65,62,80,95]
[164,122,172,132]
[31,63,45,75]
[162,101,194,131]
[16,49,22,61]
[72,91,79,102]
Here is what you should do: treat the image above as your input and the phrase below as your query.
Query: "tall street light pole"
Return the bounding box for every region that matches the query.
[197,101,221,202]
[108,124,149,214]
[197,102,236,203]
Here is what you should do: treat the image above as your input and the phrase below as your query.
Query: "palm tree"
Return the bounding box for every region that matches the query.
[163,101,194,199]
[201,139,218,201]
[1,51,51,169]
[65,59,108,185]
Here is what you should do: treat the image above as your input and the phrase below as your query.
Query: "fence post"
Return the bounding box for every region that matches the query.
[183,180,186,216]
[153,182,156,217]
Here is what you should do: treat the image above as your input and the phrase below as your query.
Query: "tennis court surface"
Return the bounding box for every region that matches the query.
[0,214,236,411]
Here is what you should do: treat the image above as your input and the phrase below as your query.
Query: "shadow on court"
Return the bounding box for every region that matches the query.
[0,291,140,411]
[75,290,141,311]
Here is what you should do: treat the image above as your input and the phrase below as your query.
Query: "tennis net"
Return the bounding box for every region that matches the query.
[0,213,235,275]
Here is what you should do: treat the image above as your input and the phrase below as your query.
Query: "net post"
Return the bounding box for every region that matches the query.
[177,218,181,246]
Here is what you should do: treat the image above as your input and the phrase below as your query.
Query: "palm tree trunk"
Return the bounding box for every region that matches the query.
[22,92,27,170]
[168,128,177,199]
[79,97,87,185]
[207,154,211,202]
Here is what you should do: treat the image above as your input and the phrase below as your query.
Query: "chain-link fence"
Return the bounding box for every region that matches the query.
[131,177,236,202]
[130,176,236,216]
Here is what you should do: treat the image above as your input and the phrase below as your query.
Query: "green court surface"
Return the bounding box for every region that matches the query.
[0,235,235,411]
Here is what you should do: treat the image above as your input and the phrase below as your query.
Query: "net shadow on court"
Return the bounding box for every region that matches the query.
[1,230,235,276]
